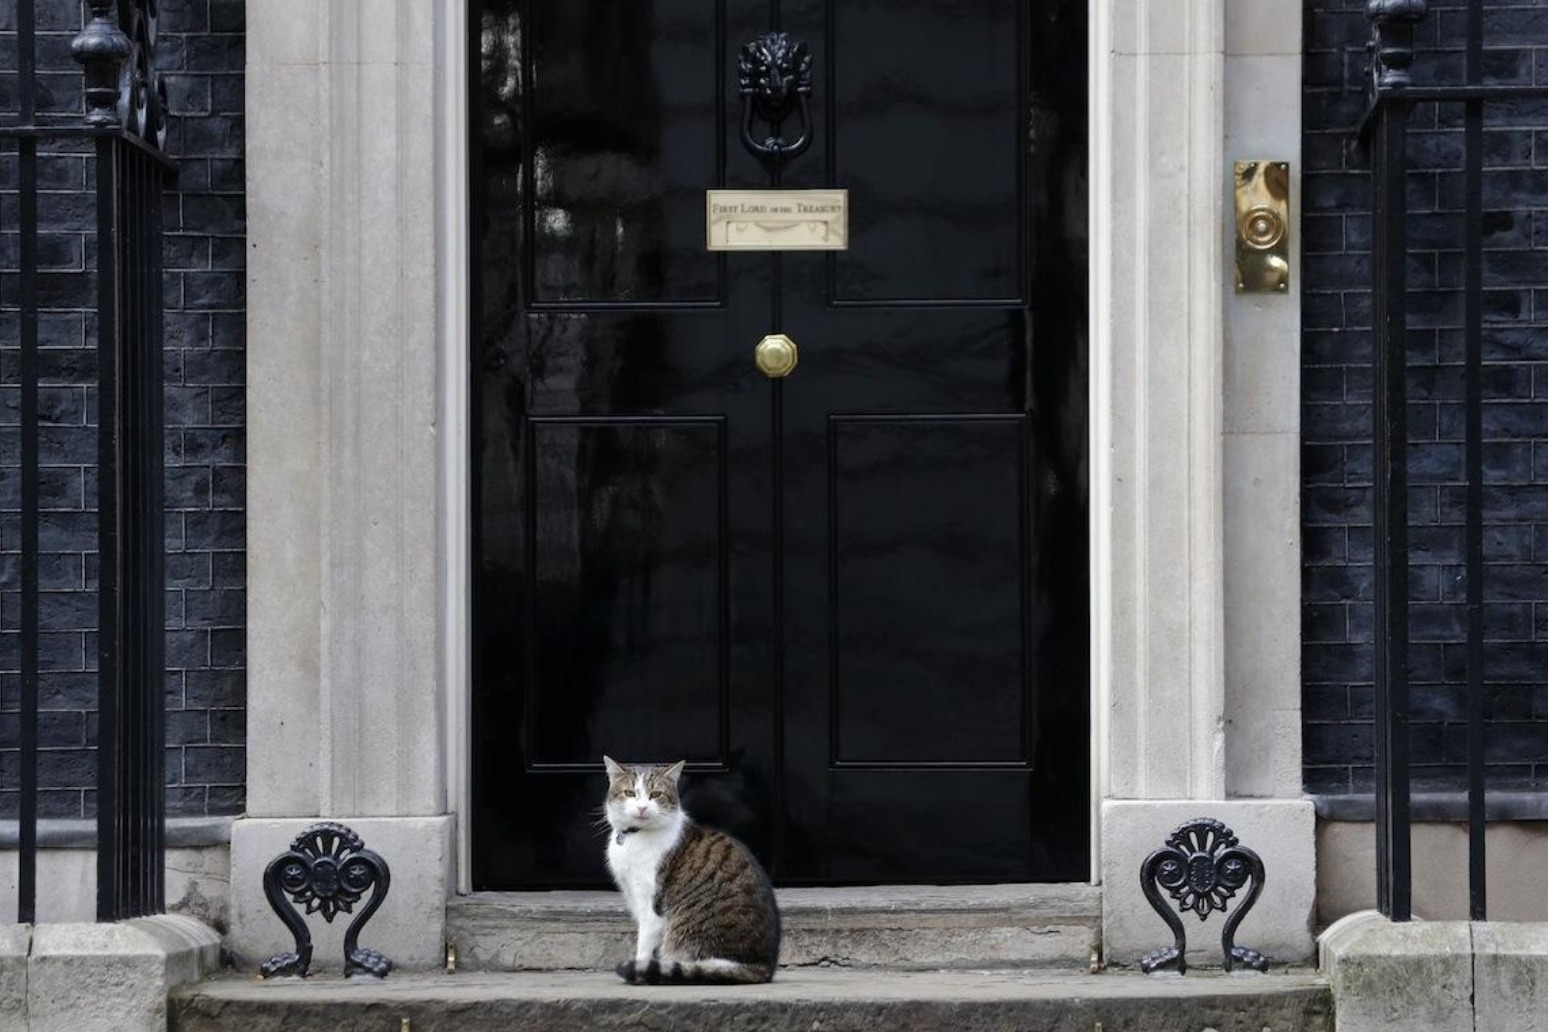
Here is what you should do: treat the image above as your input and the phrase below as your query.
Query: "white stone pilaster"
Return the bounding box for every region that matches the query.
[1094,0,1227,806]
[240,0,455,968]
[247,0,444,822]
[245,50,323,817]
[1094,0,1314,966]
[1222,0,1304,801]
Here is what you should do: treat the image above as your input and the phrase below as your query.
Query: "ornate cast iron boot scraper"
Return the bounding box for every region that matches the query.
[260,821,393,978]
[1139,818,1269,974]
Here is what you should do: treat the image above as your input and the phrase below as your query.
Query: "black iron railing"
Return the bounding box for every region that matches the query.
[1360,0,1548,923]
[2,0,172,922]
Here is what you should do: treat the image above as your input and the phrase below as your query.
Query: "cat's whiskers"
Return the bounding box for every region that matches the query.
[587,806,615,837]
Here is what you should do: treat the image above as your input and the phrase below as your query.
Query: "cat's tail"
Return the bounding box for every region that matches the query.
[616,958,775,985]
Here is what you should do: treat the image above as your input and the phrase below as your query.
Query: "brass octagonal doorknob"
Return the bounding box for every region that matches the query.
[755,333,798,378]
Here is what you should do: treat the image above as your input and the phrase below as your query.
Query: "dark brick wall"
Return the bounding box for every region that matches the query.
[0,0,247,818]
[1304,0,1548,797]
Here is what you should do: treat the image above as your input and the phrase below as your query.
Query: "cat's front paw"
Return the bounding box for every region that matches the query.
[616,958,663,984]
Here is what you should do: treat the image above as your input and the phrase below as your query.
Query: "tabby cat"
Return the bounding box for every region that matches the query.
[602,756,781,984]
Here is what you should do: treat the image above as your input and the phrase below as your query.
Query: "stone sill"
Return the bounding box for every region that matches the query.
[0,816,234,850]
[1313,793,1548,822]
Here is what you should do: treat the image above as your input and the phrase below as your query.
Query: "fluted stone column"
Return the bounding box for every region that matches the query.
[232,0,462,970]
[1094,0,1314,966]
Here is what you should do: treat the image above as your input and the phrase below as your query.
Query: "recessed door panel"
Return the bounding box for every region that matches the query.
[829,416,1029,767]
[830,0,1023,303]
[824,771,1033,883]
[527,0,725,304]
[527,418,728,767]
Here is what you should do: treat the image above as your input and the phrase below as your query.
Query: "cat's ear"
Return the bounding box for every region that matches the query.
[663,760,687,785]
[603,755,627,781]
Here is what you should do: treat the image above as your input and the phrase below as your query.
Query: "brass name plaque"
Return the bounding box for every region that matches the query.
[706,190,848,251]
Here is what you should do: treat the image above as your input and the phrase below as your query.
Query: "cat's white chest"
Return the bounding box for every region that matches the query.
[607,824,682,921]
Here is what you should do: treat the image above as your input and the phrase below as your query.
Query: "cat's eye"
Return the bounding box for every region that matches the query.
[649,791,664,800]
[622,790,636,798]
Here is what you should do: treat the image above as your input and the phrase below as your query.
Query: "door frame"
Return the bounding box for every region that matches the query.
[435,0,1299,892]
[446,0,1095,891]
[440,0,475,894]
[238,0,1309,968]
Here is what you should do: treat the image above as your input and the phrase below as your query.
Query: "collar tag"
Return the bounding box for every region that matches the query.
[615,827,640,846]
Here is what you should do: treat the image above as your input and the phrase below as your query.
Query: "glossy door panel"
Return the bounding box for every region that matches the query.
[526,417,728,767]
[473,0,1088,888]
[824,771,1034,883]
[526,0,724,304]
[827,1,1023,303]
[828,416,1030,767]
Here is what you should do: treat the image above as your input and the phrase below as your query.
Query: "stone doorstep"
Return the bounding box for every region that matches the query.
[446,883,1104,972]
[171,968,1334,1032]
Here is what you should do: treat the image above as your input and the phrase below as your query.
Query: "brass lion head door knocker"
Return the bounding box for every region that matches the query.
[739,31,813,171]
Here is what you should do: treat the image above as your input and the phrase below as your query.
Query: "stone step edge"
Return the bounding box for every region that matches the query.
[448,916,1098,971]
[175,968,1329,1002]
[449,884,1102,923]
[169,969,1335,1032]
[449,911,1102,930]
[448,935,1100,972]
[445,886,1103,972]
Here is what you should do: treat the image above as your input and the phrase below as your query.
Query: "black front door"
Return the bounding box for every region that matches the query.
[471,0,1088,888]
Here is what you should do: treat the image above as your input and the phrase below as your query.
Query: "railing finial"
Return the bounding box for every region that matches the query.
[1367,0,1429,95]
[71,0,133,127]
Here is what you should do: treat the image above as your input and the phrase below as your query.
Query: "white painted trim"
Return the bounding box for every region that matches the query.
[1087,0,1111,884]
[437,0,473,896]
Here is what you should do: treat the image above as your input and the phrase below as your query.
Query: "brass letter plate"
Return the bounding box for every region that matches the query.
[706,189,848,251]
